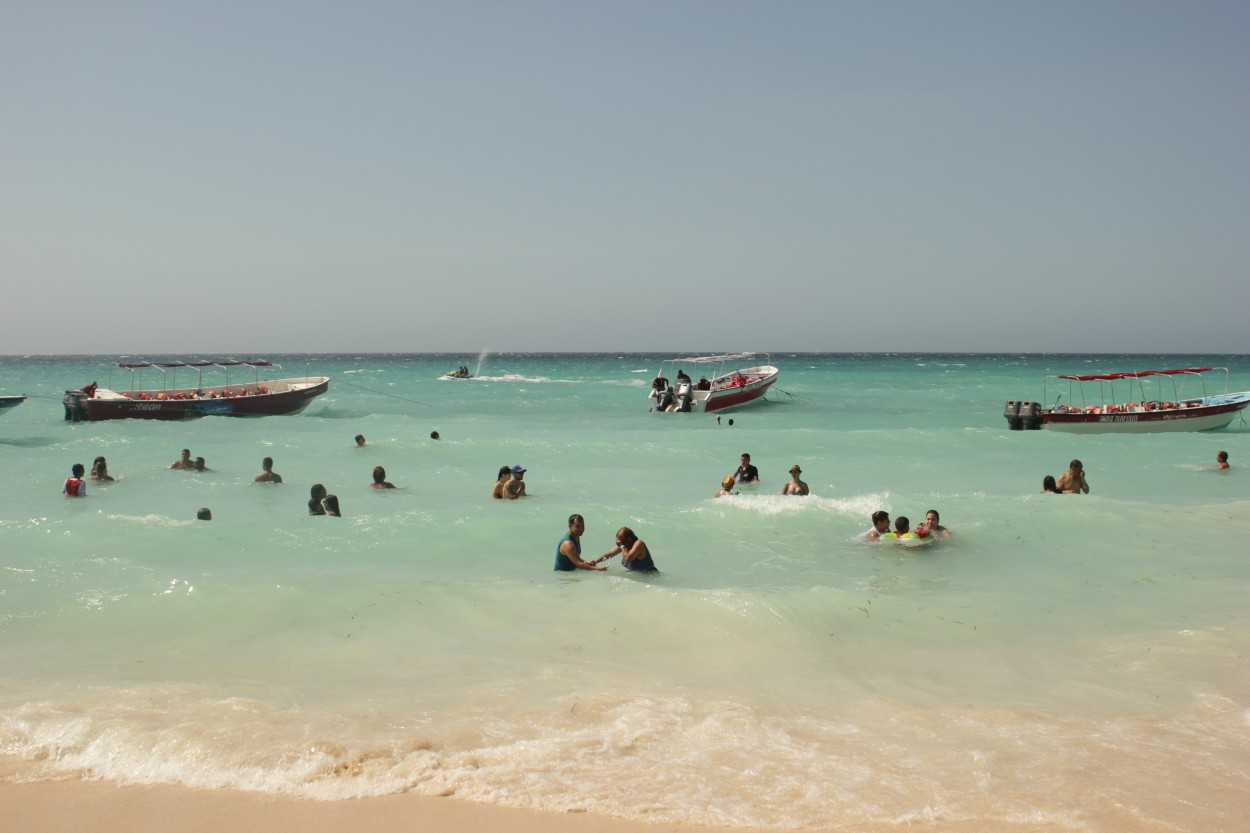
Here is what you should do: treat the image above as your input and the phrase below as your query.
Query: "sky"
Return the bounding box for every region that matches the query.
[3,0,1248,355]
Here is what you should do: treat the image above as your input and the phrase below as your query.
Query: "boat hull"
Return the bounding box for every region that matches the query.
[1041,396,1249,433]
[65,378,329,421]
[0,395,27,416]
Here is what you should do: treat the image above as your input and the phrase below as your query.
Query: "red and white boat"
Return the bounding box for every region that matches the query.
[64,360,329,421]
[1005,367,1250,433]
[648,353,778,413]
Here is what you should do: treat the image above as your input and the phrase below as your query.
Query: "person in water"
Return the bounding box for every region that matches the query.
[781,465,809,495]
[716,475,736,497]
[492,465,511,499]
[323,494,341,516]
[90,456,114,482]
[170,449,193,470]
[1216,450,1229,470]
[309,484,328,515]
[255,457,282,483]
[920,509,950,539]
[503,466,526,499]
[371,466,396,489]
[62,463,87,497]
[735,453,760,484]
[196,507,212,520]
[354,434,366,448]
[192,457,211,472]
[593,526,658,572]
[1041,475,1068,494]
[865,510,891,539]
[555,514,606,571]
[1055,459,1089,494]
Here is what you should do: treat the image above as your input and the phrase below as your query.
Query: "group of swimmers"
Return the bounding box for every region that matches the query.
[865,509,950,542]
[492,465,527,499]
[555,514,657,572]
[714,453,809,497]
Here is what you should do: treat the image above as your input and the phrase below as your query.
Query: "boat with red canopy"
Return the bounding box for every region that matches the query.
[64,360,329,421]
[1005,367,1250,433]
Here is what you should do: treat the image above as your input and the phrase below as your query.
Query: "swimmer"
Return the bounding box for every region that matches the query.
[1055,459,1089,494]
[491,465,511,499]
[90,456,114,482]
[554,514,605,571]
[170,448,193,470]
[323,494,341,516]
[735,453,759,484]
[196,507,212,520]
[354,434,366,448]
[371,466,396,489]
[1041,475,1067,494]
[1216,450,1229,470]
[309,484,328,515]
[62,463,87,497]
[254,457,282,483]
[781,465,809,496]
[921,509,949,539]
[503,466,526,499]
[865,510,890,539]
[593,526,658,572]
[716,475,736,497]
[192,457,211,472]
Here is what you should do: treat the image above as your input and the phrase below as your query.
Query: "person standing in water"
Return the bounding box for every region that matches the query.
[555,514,606,571]
[594,526,658,572]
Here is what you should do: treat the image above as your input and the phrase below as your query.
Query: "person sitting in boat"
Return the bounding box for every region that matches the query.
[697,376,711,390]
[170,449,193,470]
[371,466,396,489]
[62,463,87,497]
[1055,459,1089,494]
[255,457,283,484]
[652,374,670,393]
[90,456,114,482]
[1216,450,1229,470]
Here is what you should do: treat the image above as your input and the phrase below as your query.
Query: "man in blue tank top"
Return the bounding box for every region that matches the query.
[555,514,607,571]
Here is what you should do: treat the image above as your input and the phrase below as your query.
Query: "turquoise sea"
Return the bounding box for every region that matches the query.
[1,353,1247,831]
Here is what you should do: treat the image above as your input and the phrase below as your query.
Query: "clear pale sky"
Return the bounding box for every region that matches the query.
[3,1,1247,355]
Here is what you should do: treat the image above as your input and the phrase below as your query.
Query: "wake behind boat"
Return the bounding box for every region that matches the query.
[1004,366,1250,433]
[63,360,329,421]
[648,353,778,413]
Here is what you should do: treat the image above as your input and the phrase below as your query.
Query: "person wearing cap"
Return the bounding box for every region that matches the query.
[503,465,527,499]
[716,475,736,497]
[781,465,808,496]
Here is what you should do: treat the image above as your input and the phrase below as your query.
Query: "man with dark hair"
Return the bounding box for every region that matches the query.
[866,510,890,539]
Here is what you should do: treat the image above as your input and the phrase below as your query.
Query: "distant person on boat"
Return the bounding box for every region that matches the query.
[371,466,396,489]
[920,509,950,539]
[593,526,657,572]
[309,484,328,515]
[170,449,193,470]
[735,453,760,484]
[62,463,87,497]
[90,456,114,482]
[196,507,212,520]
[323,494,341,516]
[781,465,808,496]
[865,510,891,539]
[503,465,526,499]
[492,465,512,499]
[716,475,736,497]
[192,457,211,472]
[1216,450,1229,470]
[255,457,282,483]
[555,514,606,571]
[697,377,711,391]
[354,434,366,447]
[1055,459,1089,494]
[676,369,691,385]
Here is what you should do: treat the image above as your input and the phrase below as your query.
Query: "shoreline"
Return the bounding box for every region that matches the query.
[0,777,1081,833]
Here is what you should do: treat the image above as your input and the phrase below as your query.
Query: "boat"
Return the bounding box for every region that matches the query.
[648,353,779,413]
[63,360,330,421]
[1004,367,1250,433]
[0,394,27,416]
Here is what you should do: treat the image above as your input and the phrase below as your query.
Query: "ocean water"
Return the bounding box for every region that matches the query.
[1,353,1247,832]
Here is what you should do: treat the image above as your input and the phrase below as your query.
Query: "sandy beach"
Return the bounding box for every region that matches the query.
[1,778,1087,833]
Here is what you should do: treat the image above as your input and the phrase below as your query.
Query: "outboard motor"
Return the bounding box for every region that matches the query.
[1004,400,1023,430]
[64,389,90,421]
[674,380,694,412]
[1020,401,1043,430]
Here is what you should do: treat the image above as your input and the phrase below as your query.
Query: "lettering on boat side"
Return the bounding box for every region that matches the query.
[135,403,163,411]
[1100,414,1139,423]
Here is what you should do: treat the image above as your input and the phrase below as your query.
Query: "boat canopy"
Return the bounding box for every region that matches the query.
[118,360,274,369]
[1057,367,1212,382]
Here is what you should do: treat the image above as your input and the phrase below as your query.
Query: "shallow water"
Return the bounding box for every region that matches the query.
[1,353,1248,830]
